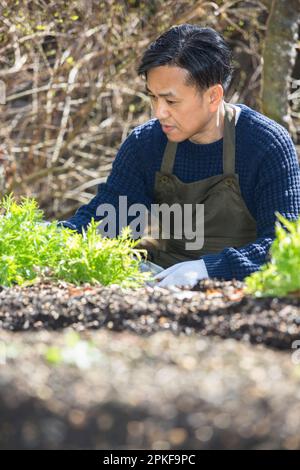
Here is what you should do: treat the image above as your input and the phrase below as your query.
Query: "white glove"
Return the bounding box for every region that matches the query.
[36,221,51,227]
[154,259,209,288]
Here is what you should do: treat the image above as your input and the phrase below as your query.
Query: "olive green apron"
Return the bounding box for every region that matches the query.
[138,102,257,269]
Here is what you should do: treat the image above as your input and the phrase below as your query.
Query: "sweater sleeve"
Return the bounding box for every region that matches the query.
[202,128,300,281]
[58,131,152,236]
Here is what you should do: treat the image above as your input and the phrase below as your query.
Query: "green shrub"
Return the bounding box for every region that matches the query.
[245,212,300,297]
[0,194,150,287]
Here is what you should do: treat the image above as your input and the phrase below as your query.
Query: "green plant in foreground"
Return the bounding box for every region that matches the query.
[0,194,151,287]
[245,212,300,297]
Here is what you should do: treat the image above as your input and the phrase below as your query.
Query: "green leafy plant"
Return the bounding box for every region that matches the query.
[0,194,151,287]
[245,212,300,297]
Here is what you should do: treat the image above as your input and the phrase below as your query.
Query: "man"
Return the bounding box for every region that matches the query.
[59,24,300,288]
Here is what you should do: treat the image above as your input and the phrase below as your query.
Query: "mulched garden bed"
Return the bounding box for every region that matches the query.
[1,279,300,449]
[1,279,300,349]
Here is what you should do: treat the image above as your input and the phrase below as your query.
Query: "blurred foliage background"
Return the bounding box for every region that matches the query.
[0,0,299,220]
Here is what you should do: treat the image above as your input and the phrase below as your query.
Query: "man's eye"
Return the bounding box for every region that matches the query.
[147,94,176,105]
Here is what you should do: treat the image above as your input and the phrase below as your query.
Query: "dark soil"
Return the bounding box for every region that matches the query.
[1,279,300,449]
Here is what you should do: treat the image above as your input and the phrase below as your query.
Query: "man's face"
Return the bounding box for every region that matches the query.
[146,65,220,143]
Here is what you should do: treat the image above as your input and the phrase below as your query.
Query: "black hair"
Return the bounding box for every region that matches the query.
[137,24,234,93]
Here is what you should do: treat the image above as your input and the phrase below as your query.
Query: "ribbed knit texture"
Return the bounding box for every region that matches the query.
[61,104,300,280]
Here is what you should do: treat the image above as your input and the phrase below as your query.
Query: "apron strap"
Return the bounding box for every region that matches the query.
[223,102,236,175]
[160,140,178,174]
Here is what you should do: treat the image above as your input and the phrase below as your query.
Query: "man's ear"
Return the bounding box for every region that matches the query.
[208,84,224,111]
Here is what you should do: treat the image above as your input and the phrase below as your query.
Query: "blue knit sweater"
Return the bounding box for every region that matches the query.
[61,104,300,281]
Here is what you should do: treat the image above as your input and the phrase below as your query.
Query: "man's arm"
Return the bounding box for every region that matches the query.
[202,128,300,281]
[58,131,151,235]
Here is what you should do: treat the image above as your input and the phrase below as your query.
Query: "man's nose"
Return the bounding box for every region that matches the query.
[153,100,170,120]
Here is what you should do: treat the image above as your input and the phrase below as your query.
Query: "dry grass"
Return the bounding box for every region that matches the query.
[0,0,298,219]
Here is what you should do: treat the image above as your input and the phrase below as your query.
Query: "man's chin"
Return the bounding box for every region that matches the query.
[166,133,186,143]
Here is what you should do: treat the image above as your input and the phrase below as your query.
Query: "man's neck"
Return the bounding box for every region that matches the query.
[189,101,225,145]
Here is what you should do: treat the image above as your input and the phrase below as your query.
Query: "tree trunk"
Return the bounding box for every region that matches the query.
[260,0,300,139]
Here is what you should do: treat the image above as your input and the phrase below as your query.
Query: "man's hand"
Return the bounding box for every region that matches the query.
[154,259,208,288]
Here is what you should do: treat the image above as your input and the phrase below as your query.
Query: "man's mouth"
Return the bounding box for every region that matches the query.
[161,124,175,133]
